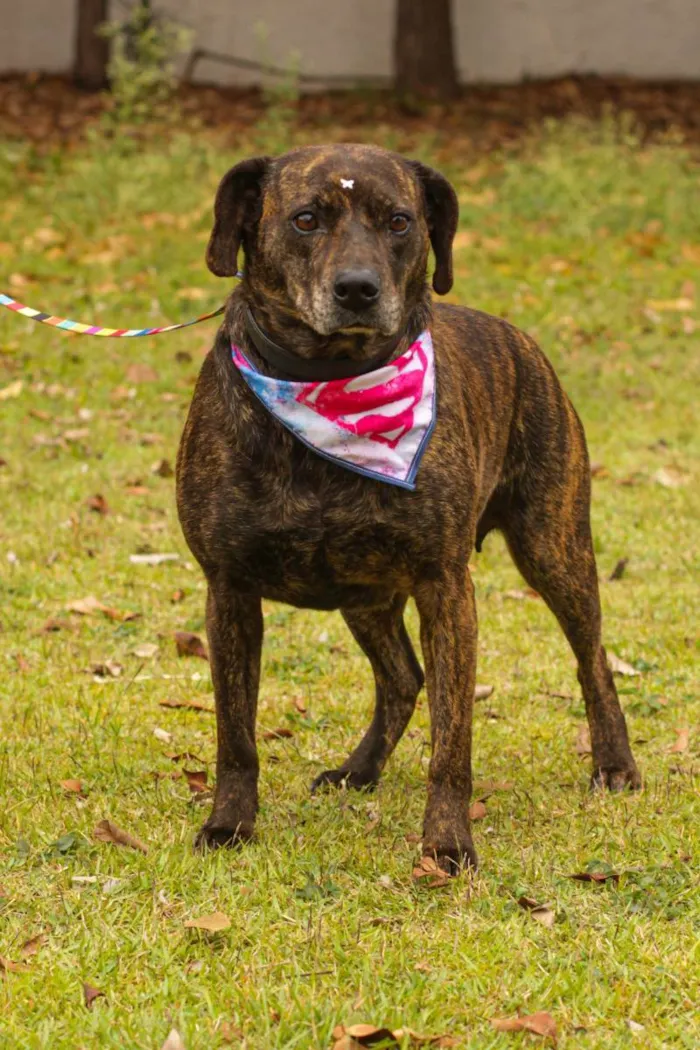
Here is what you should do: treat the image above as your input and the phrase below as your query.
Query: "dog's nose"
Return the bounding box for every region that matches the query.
[333,269,381,312]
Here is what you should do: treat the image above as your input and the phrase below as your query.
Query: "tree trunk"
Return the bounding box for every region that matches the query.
[74,0,109,90]
[394,0,458,101]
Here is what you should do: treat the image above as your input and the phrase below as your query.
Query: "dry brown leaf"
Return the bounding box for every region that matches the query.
[574,724,592,755]
[669,727,689,753]
[165,751,204,763]
[608,557,629,581]
[569,870,619,885]
[293,696,308,714]
[653,466,687,489]
[90,660,123,679]
[608,653,640,677]
[504,588,540,600]
[0,379,23,401]
[160,1031,186,1050]
[469,800,487,820]
[66,596,130,621]
[490,1012,557,1041]
[170,588,186,603]
[125,363,158,383]
[219,1021,244,1043]
[262,727,294,740]
[93,819,148,854]
[20,933,47,958]
[86,493,109,515]
[333,1024,398,1048]
[152,457,174,477]
[159,697,214,713]
[125,484,149,496]
[517,896,556,928]
[60,778,85,795]
[184,911,231,932]
[474,684,494,701]
[62,428,90,443]
[412,856,451,888]
[0,955,29,974]
[174,630,209,660]
[183,769,208,793]
[83,982,105,1009]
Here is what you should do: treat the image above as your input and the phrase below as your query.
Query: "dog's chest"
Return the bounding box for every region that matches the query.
[225,466,434,607]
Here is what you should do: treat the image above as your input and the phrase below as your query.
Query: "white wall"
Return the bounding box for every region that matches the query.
[0,0,698,83]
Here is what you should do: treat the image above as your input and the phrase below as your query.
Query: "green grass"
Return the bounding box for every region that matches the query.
[0,117,698,1050]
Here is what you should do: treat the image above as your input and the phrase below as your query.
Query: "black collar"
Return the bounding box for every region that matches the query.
[244,308,400,381]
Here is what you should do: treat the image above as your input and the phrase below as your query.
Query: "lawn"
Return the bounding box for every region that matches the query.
[0,114,698,1049]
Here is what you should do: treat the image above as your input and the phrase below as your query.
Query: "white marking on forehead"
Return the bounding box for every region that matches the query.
[340,178,355,190]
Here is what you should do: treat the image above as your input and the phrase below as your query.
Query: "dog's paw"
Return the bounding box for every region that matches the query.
[422,840,478,877]
[310,767,379,794]
[590,764,642,793]
[194,818,254,852]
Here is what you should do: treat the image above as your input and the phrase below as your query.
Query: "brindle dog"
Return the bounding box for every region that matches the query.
[177,143,640,873]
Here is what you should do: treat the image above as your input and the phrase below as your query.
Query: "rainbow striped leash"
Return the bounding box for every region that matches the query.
[0,273,242,337]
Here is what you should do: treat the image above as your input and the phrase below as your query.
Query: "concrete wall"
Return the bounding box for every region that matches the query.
[1,1,699,83]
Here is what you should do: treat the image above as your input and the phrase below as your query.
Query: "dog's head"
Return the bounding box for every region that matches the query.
[206,144,458,358]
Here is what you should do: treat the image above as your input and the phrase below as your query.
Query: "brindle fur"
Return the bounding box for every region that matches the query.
[177,144,640,873]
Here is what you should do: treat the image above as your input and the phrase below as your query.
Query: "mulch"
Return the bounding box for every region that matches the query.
[1,72,700,153]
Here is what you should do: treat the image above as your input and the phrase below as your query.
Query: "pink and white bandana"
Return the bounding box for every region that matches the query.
[231,330,436,489]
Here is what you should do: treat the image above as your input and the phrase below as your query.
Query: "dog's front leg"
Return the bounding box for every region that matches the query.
[415,570,478,873]
[195,583,262,851]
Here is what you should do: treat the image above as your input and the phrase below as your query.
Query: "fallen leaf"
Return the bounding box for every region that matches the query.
[653,466,687,489]
[517,896,556,928]
[0,380,23,400]
[125,363,158,383]
[590,462,609,478]
[86,493,109,515]
[160,1030,186,1050]
[90,660,123,679]
[153,727,173,743]
[159,697,214,713]
[504,588,540,600]
[174,631,209,660]
[469,800,487,820]
[262,727,294,740]
[608,653,640,677]
[83,982,105,1009]
[14,652,30,672]
[93,819,148,854]
[490,1012,557,1041]
[66,596,134,621]
[574,724,592,755]
[474,684,494,701]
[474,779,514,791]
[184,911,231,932]
[125,485,149,496]
[20,933,47,958]
[669,727,689,753]
[129,553,179,566]
[152,458,174,477]
[165,751,203,763]
[60,779,85,795]
[608,557,628,581]
[0,955,29,974]
[170,588,186,603]
[62,428,90,443]
[332,1024,399,1048]
[293,696,308,714]
[645,297,694,312]
[132,642,159,659]
[412,856,451,889]
[569,870,619,884]
[219,1021,244,1043]
[183,769,208,793]
[626,1020,645,1034]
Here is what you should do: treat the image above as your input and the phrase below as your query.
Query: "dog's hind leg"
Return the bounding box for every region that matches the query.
[501,447,640,792]
[195,584,263,850]
[311,595,424,792]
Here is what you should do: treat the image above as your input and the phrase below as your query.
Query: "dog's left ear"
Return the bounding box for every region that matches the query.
[206,156,271,277]
[409,161,459,295]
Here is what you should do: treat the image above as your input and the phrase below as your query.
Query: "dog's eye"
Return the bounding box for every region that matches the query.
[293,212,318,233]
[389,213,411,234]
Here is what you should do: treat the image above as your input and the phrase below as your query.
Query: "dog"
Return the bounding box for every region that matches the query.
[176,143,640,873]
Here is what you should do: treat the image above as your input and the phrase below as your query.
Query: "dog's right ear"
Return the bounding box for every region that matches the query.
[206,156,271,277]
